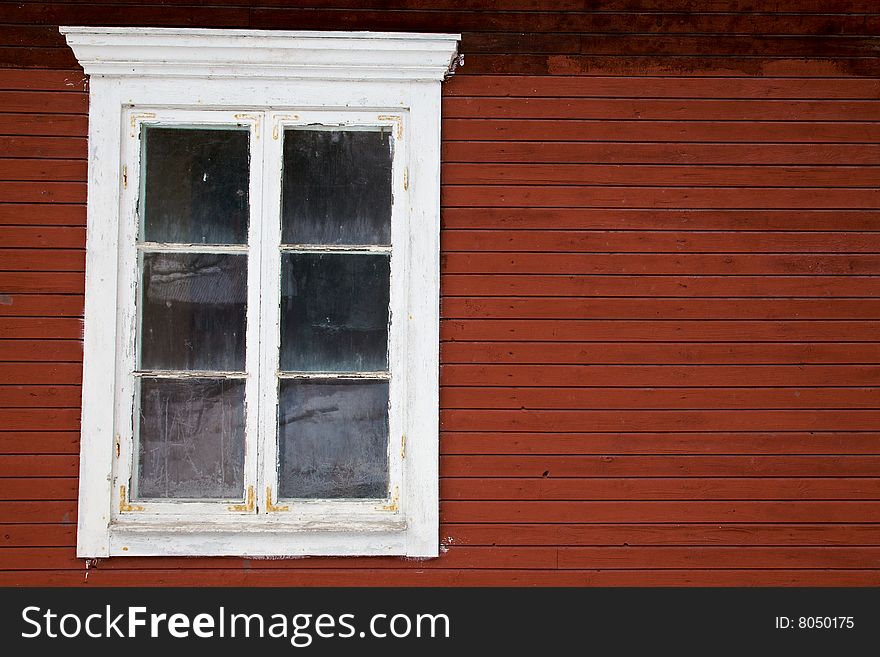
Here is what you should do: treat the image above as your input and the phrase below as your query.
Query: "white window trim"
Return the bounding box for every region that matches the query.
[62,27,460,558]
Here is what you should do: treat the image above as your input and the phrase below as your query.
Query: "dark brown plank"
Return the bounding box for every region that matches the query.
[441,456,880,478]
[440,364,880,387]
[441,409,880,432]
[441,319,880,342]
[443,478,880,500]
[446,523,880,547]
[442,185,880,209]
[440,385,880,408]
[439,432,880,455]
[440,298,880,320]
[440,275,880,298]
[1,569,878,587]
[442,165,880,188]
[441,209,880,231]
[445,76,880,99]
[443,119,880,144]
[442,142,880,165]
[442,500,880,522]
[0,341,82,363]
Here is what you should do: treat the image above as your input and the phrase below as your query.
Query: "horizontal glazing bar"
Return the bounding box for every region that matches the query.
[280,244,391,254]
[277,371,390,380]
[137,243,249,253]
[135,370,247,379]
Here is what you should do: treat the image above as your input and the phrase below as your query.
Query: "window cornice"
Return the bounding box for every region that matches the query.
[60,27,462,81]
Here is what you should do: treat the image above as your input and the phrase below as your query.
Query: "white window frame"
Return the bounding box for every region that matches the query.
[62,27,460,558]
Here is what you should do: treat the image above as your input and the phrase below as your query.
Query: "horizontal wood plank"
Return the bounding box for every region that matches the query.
[440,432,880,455]
[0,384,82,407]
[0,318,84,339]
[440,409,880,432]
[441,456,880,478]
[0,431,79,454]
[441,254,880,275]
[441,298,880,320]
[442,143,880,165]
[446,523,880,547]
[441,185,880,209]
[0,272,84,293]
[443,98,880,121]
[441,319,880,342]
[442,500,880,523]
[441,275,880,298]
[442,343,880,366]
[444,119,880,143]
[0,341,82,363]
[445,76,880,99]
[444,164,880,186]
[440,364,880,387]
[0,204,85,226]
[1,568,877,586]
[441,209,880,231]
[443,478,880,501]
[440,386,880,408]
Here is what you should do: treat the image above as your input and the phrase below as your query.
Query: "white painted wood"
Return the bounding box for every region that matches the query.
[76,77,122,558]
[243,112,266,518]
[256,107,283,518]
[136,243,249,253]
[113,105,141,511]
[279,245,391,253]
[402,82,442,557]
[59,27,460,82]
[133,371,248,379]
[65,27,457,558]
[110,528,408,558]
[277,372,390,380]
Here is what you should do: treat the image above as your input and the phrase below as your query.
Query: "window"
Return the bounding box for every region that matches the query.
[62,27,460,557]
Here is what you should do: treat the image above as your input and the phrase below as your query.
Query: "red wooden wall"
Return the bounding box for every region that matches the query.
[1,1,879,585]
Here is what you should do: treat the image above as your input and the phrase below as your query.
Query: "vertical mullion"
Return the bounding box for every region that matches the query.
[242,114,265,512]
[257,112,285,512]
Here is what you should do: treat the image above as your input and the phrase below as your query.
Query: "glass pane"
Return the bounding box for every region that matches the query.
[141,252,246,371]
[278,380,389,499]
[142,127,249,245]
[280,253,390,372]
[136,378,245,500]
[282,129,392,245]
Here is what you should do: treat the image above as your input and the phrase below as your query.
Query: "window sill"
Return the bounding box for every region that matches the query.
[105,516,414,558]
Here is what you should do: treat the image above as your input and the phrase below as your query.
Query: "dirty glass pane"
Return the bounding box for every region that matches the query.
[280,253,389,372]
[281,129,392,245]
[140,252,246,371]
[142,127,249,245]
[136,377,245,499]
[278,380,389,499]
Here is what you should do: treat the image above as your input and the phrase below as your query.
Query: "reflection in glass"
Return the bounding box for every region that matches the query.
[278,380,389,499]
[142,127,249,245]
[280,253,389,372]
[140,252,247,371]
[136,378,245,499]
[282,129,392,245]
